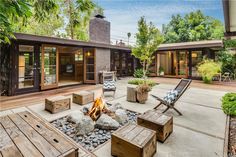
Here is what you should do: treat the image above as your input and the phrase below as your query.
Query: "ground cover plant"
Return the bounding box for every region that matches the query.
[133,68,150,78]
[222,93,236,116]
[128,79,156,87]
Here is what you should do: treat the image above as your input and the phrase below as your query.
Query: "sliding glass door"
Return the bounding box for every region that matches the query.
[176,51,189,78]
[16,45,40,93]
[41,45,58,90]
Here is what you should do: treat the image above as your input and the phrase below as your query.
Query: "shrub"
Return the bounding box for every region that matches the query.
[133,69,149,78]
[222,93,236,116]
[128,79,156,87]
[197,59,221,83]
[216,50,236,77]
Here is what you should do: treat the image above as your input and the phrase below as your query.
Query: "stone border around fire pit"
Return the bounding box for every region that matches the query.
[51,109,140,152]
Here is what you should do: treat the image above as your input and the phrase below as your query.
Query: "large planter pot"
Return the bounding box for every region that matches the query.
[137,92,149,104]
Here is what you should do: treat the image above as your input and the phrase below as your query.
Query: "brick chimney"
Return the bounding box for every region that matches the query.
[89,14,110,44]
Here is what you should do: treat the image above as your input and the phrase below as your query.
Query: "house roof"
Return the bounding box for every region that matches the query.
[157,40,223,51]
[222,0,236,38]
[14,33,131,51]
[14,33,223,52]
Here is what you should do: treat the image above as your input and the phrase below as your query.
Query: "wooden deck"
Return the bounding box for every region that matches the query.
[0,111,79,157]
[0,84,102,111]
[0,111,96,157]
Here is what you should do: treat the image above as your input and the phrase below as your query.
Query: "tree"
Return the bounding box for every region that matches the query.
[13,9,64,37]
[64,0,96,40]
[0,0,58,43]
[132,17,163,79]
[163,10,224,43]
[127,32,131,45]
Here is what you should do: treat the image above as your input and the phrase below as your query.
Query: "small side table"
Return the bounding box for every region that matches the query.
[111,124,157,157]
[137,109,173,142]
[45,96,71,114]
[72,91,94,105]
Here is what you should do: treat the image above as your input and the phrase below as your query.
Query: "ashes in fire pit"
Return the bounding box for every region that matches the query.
[51,99,139,152]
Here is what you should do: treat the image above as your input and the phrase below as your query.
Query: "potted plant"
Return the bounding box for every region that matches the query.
[136,83,151,103]
[131,17,163,103]
[159,67,164,76]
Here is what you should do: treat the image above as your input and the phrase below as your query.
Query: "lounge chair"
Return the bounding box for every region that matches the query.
[151,79,192,115]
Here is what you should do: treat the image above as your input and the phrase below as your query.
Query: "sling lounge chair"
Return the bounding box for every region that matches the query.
[151,79,192,115]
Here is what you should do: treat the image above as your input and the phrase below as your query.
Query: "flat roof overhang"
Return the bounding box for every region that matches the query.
[157,40,223,51]
[222,0,236,38]
[13,33,131,51]
[13,33,223,52]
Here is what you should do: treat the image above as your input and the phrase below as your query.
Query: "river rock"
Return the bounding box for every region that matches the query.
[115,109,128,125]
[75,115,95,135]
[108,103,123,112]
[67,111,84,123]
[95,114,119,130]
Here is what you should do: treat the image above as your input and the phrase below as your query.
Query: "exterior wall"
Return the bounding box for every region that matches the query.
[89,17,110,44]
[95,48,111,83]
[0,44,10,96]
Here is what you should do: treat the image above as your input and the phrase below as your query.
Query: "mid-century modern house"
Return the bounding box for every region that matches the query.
[0,15,223,96]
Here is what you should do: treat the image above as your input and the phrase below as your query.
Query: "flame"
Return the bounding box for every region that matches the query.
[88,97,106,121]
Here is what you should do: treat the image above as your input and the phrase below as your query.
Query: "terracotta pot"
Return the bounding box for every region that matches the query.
[137,92,149,104]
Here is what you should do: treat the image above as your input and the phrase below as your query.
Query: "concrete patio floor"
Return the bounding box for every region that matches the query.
[0,77,230,157]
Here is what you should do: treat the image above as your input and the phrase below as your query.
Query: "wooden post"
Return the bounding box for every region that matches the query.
[127,86,137,102]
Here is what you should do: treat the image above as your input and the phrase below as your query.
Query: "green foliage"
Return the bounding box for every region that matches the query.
[65,0,96,40]
[222,93,236,116]
[0,0,103,43]
[128,79,156,87]
[163,10,224,43]
[216,50,236,76]
[159,67,164,73]
[224,39,236,48]
[197,59,221,83]
[133,68,150,78]
[0,0,58,43]
[14,11,64,36]
[132,17,163,78]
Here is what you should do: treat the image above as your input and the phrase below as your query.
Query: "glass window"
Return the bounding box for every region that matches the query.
[18,45,34,89]
[43,47,57,85]
[75,49,83,61]
[191,51,203,77]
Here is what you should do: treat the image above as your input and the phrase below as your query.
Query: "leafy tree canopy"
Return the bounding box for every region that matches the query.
[163,10,224,43]
[0,0,102,43]
[0,0,58,43]
[132,16,163,78]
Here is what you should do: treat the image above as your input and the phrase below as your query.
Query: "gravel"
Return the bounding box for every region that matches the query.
[51,110,139,152]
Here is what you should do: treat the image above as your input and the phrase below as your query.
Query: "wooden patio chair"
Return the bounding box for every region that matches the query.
[102,72,116,97]
[222,72,231,82]
[151,79,192,115]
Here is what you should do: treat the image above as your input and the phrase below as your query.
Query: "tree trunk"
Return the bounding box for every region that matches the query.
[68,0,74,39]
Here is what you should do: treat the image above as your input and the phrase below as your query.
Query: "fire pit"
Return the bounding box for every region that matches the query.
[51,98,139,151]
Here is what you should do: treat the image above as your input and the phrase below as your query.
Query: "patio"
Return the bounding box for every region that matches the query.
[0,77,229,157]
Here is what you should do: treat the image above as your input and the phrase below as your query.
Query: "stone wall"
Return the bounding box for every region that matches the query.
[0,44,10,95]
[89,17,110,44]
[95,48,111,83]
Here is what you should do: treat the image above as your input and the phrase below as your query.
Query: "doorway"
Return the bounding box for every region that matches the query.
[58,46,84,86]
[16,45,40,94]
[157,51,189,78]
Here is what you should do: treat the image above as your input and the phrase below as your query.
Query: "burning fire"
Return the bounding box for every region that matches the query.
[88,97,106,121]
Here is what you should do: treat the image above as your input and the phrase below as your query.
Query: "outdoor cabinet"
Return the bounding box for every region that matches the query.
[84,48,96,84]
